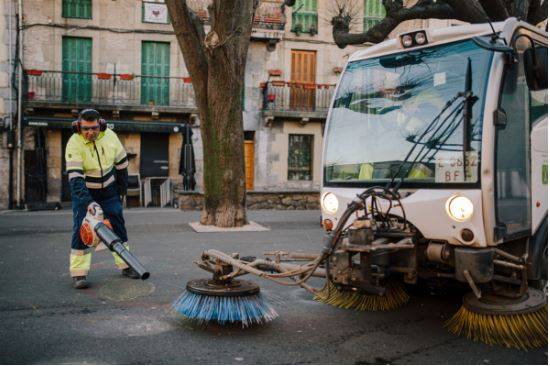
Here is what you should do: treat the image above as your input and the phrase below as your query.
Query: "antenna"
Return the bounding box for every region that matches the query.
[485,16,506,45]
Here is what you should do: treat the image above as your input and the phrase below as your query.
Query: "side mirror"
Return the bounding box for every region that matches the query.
[523,47,548,91]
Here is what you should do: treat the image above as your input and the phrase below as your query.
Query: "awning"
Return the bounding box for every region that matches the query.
[23,117,187,134]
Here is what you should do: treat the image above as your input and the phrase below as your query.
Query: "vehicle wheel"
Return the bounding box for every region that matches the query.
[530,243,547,296]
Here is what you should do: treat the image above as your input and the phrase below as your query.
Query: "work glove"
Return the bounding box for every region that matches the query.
[87,201,101,216]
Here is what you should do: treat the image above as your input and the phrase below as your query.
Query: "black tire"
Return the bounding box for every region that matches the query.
[530,243,547,295]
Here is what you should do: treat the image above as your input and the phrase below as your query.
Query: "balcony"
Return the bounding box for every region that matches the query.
[23,70,197,113]
[261,81,335,121]
[187,0,285,40]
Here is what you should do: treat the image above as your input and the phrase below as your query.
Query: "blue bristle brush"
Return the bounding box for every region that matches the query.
[172,278,278,327]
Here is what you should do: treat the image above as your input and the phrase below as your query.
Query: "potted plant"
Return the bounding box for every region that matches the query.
[308,25,317,36]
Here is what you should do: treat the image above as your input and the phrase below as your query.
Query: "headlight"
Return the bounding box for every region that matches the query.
[321,192,339,214]
[401,34,413,48]
[446,195,474,222]
[415,32,426,45]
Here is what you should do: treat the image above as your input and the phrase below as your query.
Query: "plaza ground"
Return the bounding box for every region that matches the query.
[0,208,547,364]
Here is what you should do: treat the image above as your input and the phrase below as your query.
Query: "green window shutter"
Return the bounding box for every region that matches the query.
[292,0,318,34]
[364,0,385,31]
[62,37,92,103]
[62,0,92,19]
[141,41,170,106]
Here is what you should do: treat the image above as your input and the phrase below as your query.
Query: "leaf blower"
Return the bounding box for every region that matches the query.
[80,204,150,280]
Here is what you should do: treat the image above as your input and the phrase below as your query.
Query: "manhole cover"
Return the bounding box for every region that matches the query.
[98,278,155,301]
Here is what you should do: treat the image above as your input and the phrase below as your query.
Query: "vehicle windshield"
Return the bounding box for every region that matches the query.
[324,39,494,186]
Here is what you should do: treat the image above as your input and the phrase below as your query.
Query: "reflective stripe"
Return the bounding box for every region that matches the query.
[85,168,114,182]
[85,169,102,177]
[112,243,130,269]
[67,161,83,169]
[85,175,115,189]
[70,251,92,277]
[115,160,129,170]
[68,172,85,180]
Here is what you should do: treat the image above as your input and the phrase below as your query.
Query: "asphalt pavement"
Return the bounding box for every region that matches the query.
[0,208,547,364]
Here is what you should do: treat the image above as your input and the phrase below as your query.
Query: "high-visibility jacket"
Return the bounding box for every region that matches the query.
[65,128,129,206]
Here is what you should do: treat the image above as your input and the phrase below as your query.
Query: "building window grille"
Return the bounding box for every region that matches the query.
[291,0,318,35]
[62,0,92,19]
[364,0,385,31]
[288,134,313,181]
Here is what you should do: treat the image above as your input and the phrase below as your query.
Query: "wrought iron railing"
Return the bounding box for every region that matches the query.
[24,69,197,108]
[261,81,335,113]
[187,0,285,31]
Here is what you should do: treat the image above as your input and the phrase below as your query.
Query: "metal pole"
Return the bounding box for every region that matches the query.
[16,0,23,208]
[7,0,14,208]
[8,0,13,129]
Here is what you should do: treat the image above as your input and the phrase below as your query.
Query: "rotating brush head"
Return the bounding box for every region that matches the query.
[314,280,409,311]
[172,278,278,327]
[445,288,548,349]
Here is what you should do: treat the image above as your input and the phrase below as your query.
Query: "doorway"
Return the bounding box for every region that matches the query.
[290,49,317,111]
[140,133,169,207]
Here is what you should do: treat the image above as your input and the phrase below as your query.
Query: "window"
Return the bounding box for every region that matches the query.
[141,41,170,106]
[364,0,385,31]
[494,40,547,239]
[288,134,313,181]
[528,46,548,124]
[62,0,92,19]
[142,0,169,24]
[292,0,317,35]
[62,37,92,103]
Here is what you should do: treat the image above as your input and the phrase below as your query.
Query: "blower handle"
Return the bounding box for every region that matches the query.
[94,222,150,280]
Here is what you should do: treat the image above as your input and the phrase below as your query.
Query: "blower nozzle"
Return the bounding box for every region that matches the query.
[80,207,150,280]
[95,222,150,280]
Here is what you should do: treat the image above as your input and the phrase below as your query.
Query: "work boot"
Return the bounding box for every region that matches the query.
[72,276,89,289]
[122,267,140,279]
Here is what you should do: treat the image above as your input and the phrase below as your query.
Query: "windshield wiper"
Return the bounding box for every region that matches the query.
[386,58,478,193]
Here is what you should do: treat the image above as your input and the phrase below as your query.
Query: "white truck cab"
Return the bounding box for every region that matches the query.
[320,18,547,289]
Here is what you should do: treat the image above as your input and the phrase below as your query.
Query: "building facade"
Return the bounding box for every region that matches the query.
[0,0,453,209]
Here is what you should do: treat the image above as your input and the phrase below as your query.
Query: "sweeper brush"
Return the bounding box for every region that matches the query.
[172,278,278,327]
[445,288,548,349]
[314,281,409,311]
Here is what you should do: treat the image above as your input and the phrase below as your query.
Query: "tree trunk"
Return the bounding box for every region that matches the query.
[200,63,247,227]
[166,0,257,227]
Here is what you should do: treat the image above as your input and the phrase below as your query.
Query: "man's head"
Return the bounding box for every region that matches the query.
[78,109,101,142]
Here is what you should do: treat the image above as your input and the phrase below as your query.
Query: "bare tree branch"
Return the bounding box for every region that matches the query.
[330,0,549,49]
[478,0,510,20]
[512,0,531,19]
[332,1,457,48]
[165,0,208,107]
[528,0,548,24]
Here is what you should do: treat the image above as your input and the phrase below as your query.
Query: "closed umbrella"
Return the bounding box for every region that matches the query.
[179,123,196,191]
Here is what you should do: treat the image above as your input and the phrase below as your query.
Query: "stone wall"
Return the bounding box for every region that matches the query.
[176,190,319,211]
[46,130,62,202]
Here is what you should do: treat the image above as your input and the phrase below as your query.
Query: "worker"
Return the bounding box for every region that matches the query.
[65,109,139,289]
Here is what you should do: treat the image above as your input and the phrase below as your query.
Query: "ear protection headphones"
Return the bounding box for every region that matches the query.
[72,108,107,133]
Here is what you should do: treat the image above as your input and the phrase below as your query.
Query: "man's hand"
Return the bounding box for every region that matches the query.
[87,202,101,216]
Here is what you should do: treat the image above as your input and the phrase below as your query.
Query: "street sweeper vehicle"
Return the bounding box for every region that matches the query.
[172,18,547,350]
